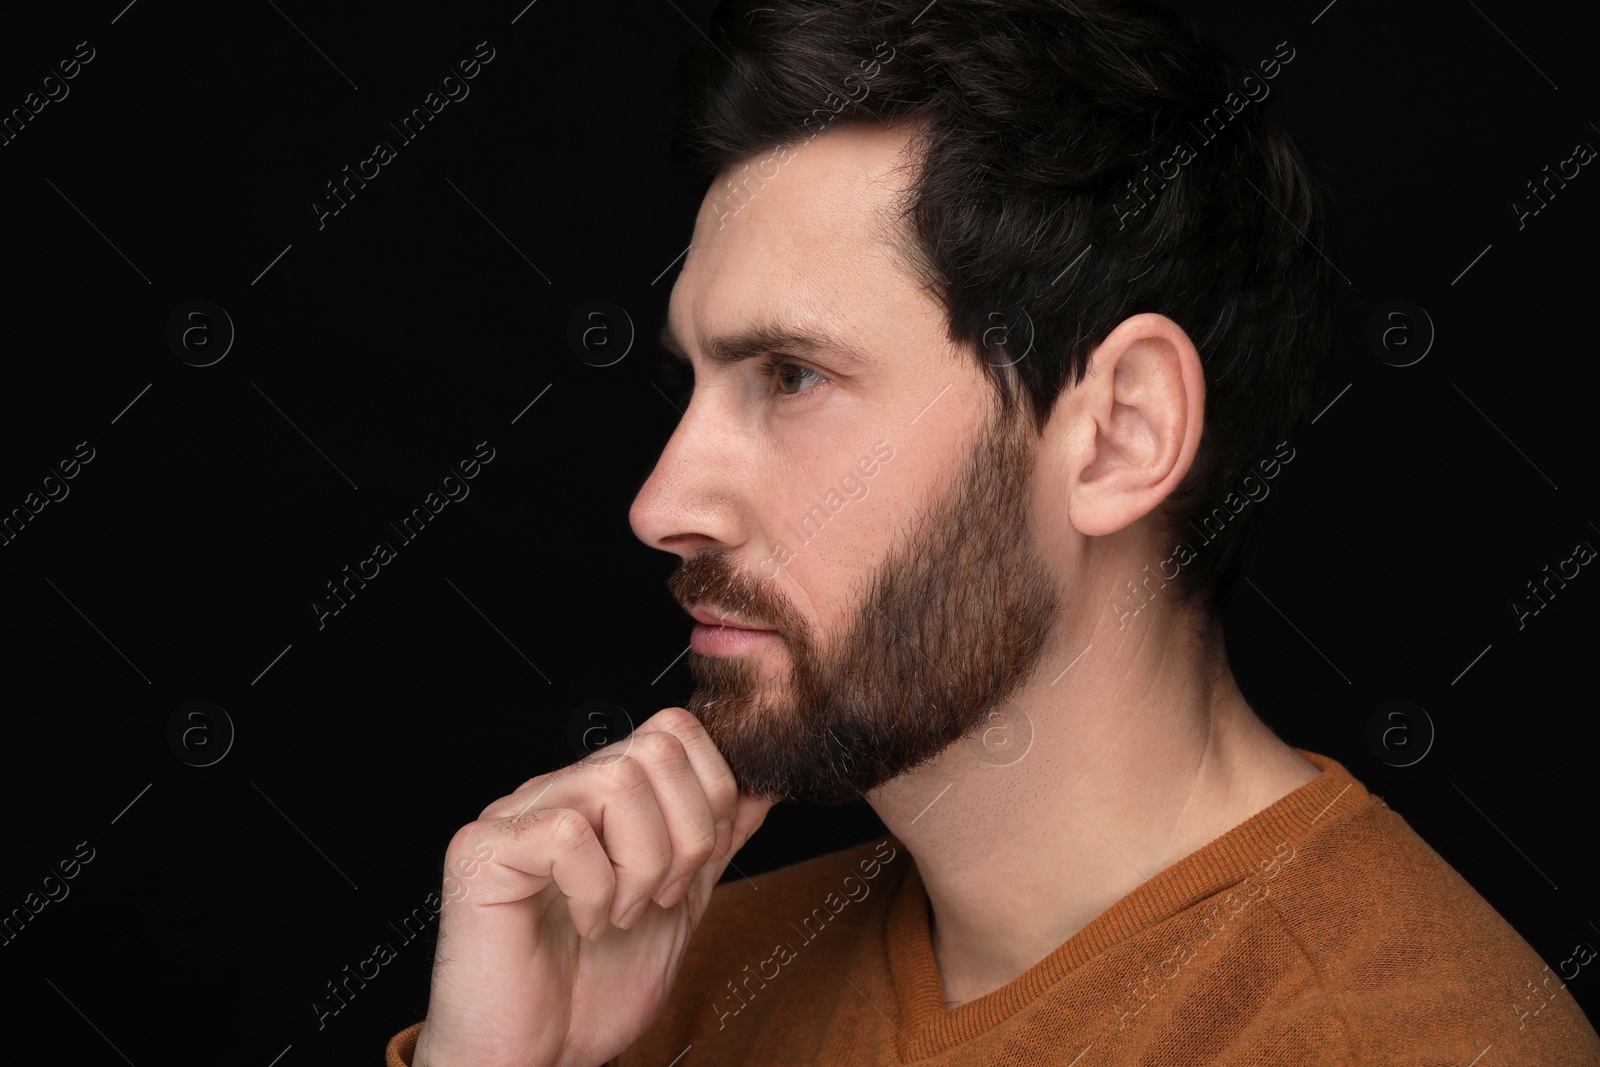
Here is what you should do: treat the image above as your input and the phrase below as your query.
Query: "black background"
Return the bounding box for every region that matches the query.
[1,0,1596,1062]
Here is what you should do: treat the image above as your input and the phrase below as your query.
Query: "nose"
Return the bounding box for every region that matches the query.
[628,395,748,558]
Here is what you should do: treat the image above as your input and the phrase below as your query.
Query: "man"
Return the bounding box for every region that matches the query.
[388,0,1600,1063]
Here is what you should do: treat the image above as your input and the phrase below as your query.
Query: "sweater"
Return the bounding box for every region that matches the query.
[385,750,1600,1064]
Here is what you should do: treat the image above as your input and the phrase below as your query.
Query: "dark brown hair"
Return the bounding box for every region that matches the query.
[668,0,1340,615]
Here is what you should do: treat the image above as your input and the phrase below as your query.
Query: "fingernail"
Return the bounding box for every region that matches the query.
[618,897,649,930]
[657,874,691,907]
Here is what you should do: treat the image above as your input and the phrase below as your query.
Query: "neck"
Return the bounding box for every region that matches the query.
[865,596,1320,1009]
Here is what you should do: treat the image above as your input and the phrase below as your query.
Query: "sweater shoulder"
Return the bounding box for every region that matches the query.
[1269,795,1538,962]
[1254,795,1600,1062]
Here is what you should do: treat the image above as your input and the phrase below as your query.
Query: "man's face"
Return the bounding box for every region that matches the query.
[629,124,1061,805]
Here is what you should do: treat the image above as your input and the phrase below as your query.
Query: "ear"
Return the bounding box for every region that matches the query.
[1059,313,1205,538]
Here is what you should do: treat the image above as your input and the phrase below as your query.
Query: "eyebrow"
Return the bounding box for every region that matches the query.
[657,319,871,370]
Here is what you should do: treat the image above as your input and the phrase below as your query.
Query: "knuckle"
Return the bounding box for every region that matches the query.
[693,799,720,838]
[654,706,707,745]
[477,798,510,820]
[683,830,717,871]
[639,837,676,880]
[445,820,491,862]
[598,753,650,792]
[672,804,718,860]
[705,770,739,819]
[632,707,692,749]
[645,853,676,886]
[633,838,672,883]
[629,728,685,765]
[546,807,594,851]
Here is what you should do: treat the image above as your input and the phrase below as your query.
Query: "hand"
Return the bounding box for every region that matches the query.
[412,707,772,1067]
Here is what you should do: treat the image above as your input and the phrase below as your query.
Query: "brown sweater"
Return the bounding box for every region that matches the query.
[386,751,1600,1064]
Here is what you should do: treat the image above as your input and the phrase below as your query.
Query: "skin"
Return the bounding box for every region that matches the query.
[659,381,1061,808]
[413,121,1320,1067]
[629,122,1320,1006]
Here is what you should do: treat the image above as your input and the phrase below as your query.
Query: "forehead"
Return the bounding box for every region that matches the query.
[666,124,926,358]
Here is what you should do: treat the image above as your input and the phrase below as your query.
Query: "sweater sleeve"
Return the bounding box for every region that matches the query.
[384,1023,627,1067]
[385,1022,423,1067]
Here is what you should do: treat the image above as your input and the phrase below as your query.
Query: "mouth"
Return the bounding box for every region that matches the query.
[685,605,780,656]
[686,606,773,631]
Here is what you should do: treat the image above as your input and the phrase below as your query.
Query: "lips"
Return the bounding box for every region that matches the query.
[686,606,774,631]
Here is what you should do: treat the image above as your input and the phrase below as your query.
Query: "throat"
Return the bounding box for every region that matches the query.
[929,898,1019,1010]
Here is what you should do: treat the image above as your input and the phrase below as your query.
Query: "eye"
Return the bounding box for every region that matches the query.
[657,354,694,406]
[759,358,828,400]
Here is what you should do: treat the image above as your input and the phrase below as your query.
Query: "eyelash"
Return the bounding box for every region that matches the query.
[757,358,829,402]
[659,355,829,406]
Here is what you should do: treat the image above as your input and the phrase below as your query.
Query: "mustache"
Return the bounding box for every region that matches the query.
[667,550,806,638]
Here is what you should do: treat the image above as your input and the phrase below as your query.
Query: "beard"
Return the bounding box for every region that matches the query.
[665,397,1061,806]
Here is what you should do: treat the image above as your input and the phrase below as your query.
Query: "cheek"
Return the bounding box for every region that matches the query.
[1025,470,1065,545]
[764,553,831,629]
[781,505,899,627]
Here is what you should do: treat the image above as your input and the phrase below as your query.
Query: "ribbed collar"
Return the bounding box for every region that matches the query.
[884,749,1365,1060]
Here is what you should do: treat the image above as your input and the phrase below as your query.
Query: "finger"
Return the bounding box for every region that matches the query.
[679,789,776,926]
[536,808,618,941]
[730,789,774,855]
[472,756,675,933]
[608,728,719,910]
[479,766,570,822]
[629,707,740,838]
[582,754,676,929]
[448,809,617,941]
[626,708,747,907]
[634,708,781,888]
